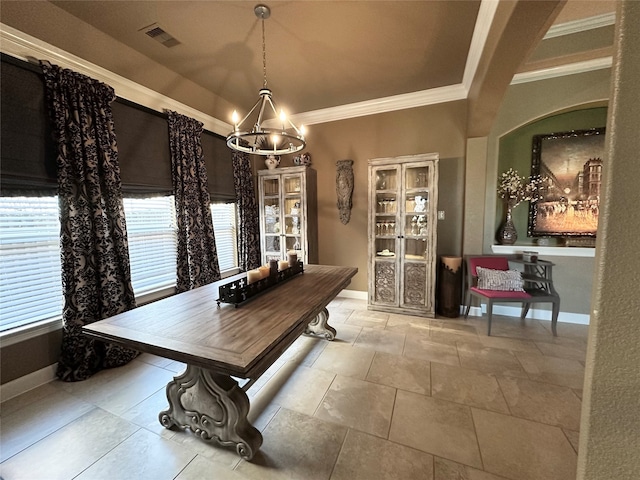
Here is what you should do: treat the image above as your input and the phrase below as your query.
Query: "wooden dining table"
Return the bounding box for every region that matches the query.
[82,264,357,460]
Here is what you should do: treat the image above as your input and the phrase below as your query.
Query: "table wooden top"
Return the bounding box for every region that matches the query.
[83,264,357,378]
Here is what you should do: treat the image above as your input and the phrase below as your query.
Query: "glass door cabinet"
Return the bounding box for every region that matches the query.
[258,166,318,265]
[368,153,439,316]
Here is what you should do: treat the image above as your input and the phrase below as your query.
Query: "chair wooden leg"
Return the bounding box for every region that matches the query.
[551,300,560,337]
[487,301,493,336]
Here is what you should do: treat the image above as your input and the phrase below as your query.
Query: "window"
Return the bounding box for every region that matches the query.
[210,202,238,273]
[0,197,63,332]
[123,196,177,296]
[0,196,237,334]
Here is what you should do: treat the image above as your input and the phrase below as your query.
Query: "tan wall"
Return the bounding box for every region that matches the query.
[579,1,640,476]
[275,101,468,292]
[0,330,62,384]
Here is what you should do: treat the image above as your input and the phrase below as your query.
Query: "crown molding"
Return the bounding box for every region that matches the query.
[0,23,232,136]
[463,0,500,91]
[288,84,468,127]
[545,12,616,39]
[511,57,612,85]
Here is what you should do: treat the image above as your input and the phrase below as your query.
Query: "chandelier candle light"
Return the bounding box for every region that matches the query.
[496,168,545,245]
[226,4,306,156]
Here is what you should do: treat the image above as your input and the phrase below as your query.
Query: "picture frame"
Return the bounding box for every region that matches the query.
[528,127,606,238]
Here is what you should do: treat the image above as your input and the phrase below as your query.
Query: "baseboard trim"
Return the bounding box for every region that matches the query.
[0,363,58,403]
[337,289,368,300]
[465,305,590,325]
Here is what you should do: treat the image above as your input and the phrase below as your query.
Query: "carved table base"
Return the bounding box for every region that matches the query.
[304,307,336,340]
[159,365,262,460]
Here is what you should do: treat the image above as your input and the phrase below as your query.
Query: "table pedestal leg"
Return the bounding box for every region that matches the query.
[159,365,262,460]
[304,307,336,340]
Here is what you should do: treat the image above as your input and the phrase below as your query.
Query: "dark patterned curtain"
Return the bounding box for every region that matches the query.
[232,150,261,271]
[41,62,138,382]
[167,110,221,292]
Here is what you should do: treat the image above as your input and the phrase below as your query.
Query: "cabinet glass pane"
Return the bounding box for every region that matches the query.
[264,235,280,254]
[375,238,396,257]
[375,168,397,191]
[404,237,427,260]
[283,176,301,195]
[405,166,430,189]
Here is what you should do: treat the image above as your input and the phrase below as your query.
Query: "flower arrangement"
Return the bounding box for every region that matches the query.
[497,168,544,208]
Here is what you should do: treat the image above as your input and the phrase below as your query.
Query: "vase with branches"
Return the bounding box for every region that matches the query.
[496,168,545,244]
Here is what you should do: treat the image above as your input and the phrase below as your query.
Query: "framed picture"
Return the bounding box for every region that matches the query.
[528,127,606,237]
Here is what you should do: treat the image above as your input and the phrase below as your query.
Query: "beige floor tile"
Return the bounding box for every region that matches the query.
[1,382,63,416]
[497,376,582,430]
[386,313,432,334]
[0,385,95,462]
[325,306,355,324]
[338,298,369,311]
[434,456,510,480]
[403,334,460,366]
[345,310,389,329]
[0,408,139,480]
[366,351,431,395]
[235,408,347,480]
[471,335,542,355]
[137,352,174,368]
[331,429,434,480]
[563,429,580,453]
[354,327,406,355]
[540,321,589,340]
[75,428,196,480]
[431,319,479,335]
[477,316,550,339]
[55,359,177,415]
[315,375,396,438]
[533,340,587,362]
[457,344,528,378]
[174,455,250,480]
[389,390,482,469]
[431,363,509,414]
[430,328,482,347]
[332,324,364,345]
[472,408,577,480]
[515,352,585,389]
[121,387,176,439]
[279,335,329,366]
[312,342,375,379]
[253,362,335,416]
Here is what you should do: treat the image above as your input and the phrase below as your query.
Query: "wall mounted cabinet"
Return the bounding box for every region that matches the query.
[368,153,439,317]
[257,166,318,265]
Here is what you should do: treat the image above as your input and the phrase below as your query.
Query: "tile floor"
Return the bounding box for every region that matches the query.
[0,298,588,480]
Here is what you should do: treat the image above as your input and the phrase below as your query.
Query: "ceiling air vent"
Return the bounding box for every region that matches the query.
[139,23,181,48]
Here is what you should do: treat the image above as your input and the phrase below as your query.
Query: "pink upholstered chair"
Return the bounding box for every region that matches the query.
[463,256,559,336]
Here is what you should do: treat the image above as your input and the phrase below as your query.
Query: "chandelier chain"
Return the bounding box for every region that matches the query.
[262,17,267,88]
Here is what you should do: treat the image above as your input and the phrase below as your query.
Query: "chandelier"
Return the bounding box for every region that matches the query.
[226,4,306,156]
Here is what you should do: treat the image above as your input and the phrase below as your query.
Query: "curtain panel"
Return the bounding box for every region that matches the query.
[41,62,138,381]
[167,110,221,292]
[232,151,261,271]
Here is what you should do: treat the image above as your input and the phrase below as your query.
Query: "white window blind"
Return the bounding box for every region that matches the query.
[211,202,238,273]
[123,196,177,296]
[0,196,238,334]
[0,197,63,332]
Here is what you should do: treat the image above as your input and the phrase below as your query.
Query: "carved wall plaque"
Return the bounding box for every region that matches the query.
[336,159,354,224]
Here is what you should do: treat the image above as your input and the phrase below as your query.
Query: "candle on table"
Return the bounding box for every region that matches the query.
[287,252,298,265]
[247,270,262,284]
[278,260,289,270]
[258,266,270,278]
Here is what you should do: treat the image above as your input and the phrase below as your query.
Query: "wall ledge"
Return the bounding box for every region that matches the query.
[491,245,595,257]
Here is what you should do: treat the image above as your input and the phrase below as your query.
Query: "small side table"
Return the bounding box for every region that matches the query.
[509,258,561,335]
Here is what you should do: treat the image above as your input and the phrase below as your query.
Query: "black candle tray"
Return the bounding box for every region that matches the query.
[217,261,304,307]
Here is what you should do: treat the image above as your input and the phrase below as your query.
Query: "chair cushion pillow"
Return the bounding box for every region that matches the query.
[476,266,524,291]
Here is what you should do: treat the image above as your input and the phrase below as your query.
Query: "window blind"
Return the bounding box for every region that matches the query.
[211,203,238,272]
[0,197,63,332]
[123,196,177,296]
